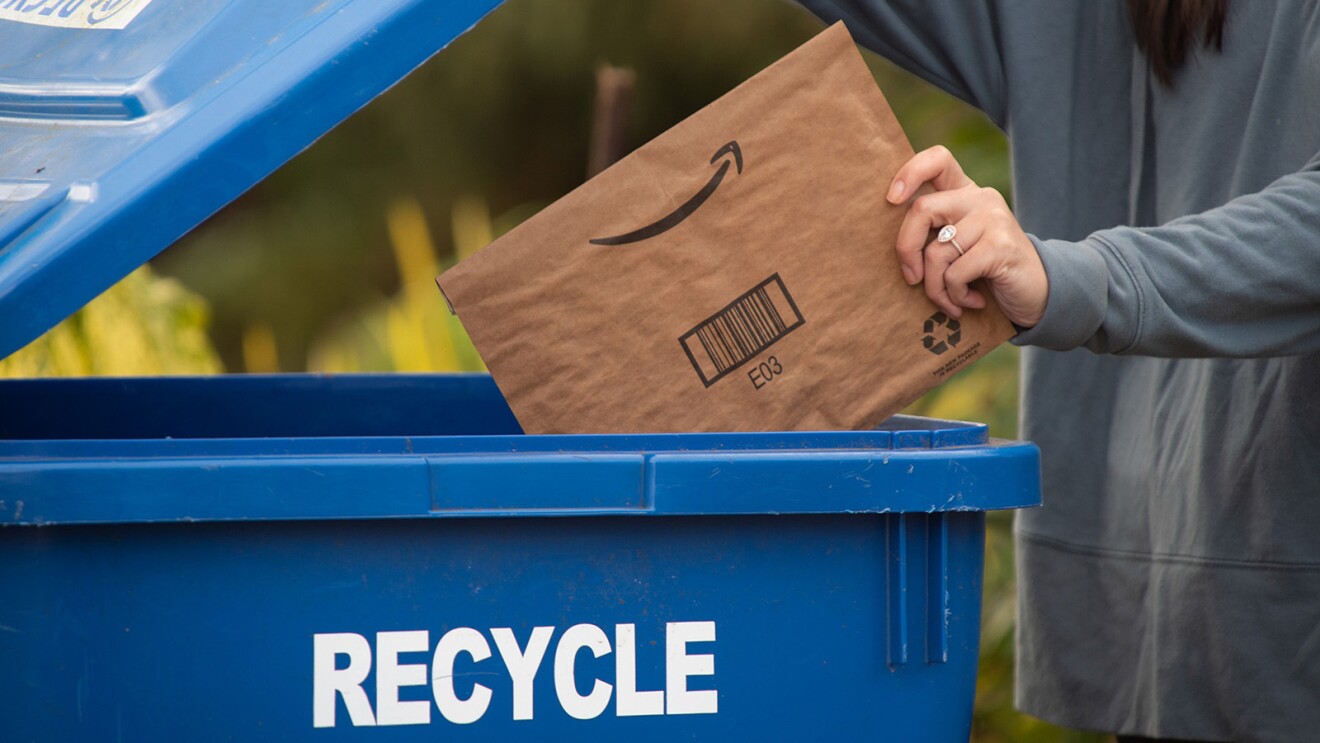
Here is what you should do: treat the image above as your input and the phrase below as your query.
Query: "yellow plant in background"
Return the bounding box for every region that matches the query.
[905,343,1018,438]
[0,265,222,378]
[307,196,486,373]
[241,321,281,374]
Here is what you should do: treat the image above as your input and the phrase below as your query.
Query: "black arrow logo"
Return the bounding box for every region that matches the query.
[589,141,743,246]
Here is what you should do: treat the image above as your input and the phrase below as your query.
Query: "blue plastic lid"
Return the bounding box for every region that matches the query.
[0,0,503,360]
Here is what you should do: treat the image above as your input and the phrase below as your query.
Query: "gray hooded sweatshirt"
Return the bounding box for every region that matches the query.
[801,2,1320,741]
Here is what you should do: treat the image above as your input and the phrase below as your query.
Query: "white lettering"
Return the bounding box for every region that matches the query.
[376,631,430,726]
[313,620,719,728]
[312,633,377,728]
[615,623,664,716]
[431,627,493,725]
[554,623,613,720]
[666,621,717,715]
[491,626,553,721]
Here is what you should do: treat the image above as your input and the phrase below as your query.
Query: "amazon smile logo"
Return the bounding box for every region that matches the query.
[589,141,744,246]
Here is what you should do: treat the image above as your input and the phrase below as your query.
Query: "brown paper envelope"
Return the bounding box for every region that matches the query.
[438,22,1014,434]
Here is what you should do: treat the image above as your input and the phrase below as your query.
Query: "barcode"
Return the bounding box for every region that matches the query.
[679,274,805,387]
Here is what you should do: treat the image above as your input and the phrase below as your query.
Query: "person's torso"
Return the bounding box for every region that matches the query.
[1008,1,1320,565]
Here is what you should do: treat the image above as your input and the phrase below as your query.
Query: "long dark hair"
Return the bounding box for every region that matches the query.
[1127,0,1229,86]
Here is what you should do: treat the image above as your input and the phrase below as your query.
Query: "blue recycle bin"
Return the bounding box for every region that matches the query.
[0,2,1040,741]
[0,374,1038,741]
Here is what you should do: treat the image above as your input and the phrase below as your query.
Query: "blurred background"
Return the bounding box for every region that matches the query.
[0,2,1100,740]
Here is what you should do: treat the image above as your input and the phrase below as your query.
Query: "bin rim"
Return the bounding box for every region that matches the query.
[0,374,1041,526]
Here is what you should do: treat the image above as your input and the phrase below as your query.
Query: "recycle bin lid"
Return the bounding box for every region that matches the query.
[0,0,503,360]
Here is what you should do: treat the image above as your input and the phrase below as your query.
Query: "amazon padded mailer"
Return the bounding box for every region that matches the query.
[437,23,1014,434]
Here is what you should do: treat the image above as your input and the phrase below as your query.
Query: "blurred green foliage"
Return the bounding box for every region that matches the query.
[3,2,1105,740]
[307,196,486,373]
[0,265,221,377]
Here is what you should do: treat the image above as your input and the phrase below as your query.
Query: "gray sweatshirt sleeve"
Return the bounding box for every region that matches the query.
[798,0,1009,126]
[1013,155,1320,357]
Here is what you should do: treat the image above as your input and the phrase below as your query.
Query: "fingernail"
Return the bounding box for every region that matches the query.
[887,180,905,203]
[902,266,916,285]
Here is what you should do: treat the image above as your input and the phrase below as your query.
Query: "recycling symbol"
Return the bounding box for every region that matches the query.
[922,312,961,355]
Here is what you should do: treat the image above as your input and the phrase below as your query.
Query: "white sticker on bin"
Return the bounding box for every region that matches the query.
[0,0,156,31]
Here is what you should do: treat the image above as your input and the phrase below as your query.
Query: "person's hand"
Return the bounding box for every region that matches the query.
[887,145,1049,328]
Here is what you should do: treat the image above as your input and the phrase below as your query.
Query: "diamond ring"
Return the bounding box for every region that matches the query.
[937,224,964,256]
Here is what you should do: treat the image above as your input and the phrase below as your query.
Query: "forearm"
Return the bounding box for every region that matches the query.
[1015,168,1320,358]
